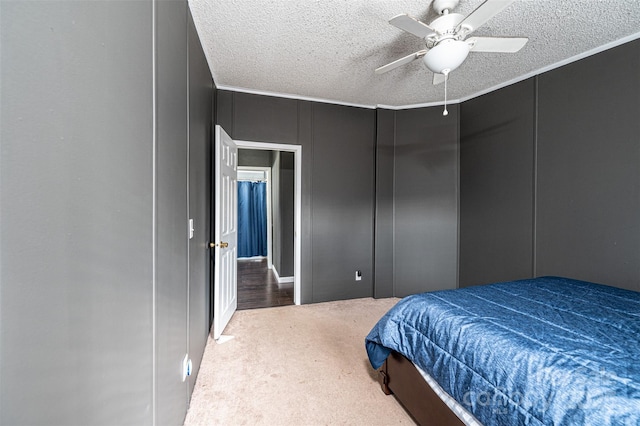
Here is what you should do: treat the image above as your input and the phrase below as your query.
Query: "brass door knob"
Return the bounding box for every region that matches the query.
[209,242,229,248]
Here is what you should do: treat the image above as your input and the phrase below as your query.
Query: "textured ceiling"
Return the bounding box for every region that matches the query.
[188,0,640,108]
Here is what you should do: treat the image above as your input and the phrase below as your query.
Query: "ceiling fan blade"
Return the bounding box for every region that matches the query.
[467,36,528,53]
[457,0,515,35]
[375,50,427,74]
[389,14,435,39]
[433,73,447,85]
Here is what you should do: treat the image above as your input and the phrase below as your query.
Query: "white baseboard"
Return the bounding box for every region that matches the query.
[272,266,294,284]
[238,256,267,261]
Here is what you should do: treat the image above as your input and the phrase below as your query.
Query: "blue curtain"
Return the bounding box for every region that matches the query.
[237,181,267,258]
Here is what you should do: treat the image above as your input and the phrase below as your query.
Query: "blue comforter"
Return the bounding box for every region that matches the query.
[366,277,640,425]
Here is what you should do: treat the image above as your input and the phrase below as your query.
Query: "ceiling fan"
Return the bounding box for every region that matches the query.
[376,0,528,91]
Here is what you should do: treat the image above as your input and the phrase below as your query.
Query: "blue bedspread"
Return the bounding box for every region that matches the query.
[366,277,640,425]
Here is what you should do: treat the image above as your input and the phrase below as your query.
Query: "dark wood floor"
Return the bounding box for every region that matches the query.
[237,258,294,310]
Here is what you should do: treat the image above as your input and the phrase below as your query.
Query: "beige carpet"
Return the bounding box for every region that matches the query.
[184,297,415,425]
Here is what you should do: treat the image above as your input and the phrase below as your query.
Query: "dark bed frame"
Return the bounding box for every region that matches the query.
[378,351,465,426]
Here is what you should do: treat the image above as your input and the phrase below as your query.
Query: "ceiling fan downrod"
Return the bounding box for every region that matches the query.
[433,0,460,16]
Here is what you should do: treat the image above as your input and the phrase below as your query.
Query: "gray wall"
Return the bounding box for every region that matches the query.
[0,1,213,424]
[387,107,460,297]
[155,0,189,422]
[216,92,376,303]
[220,92,460,301]
[238,148,272,167]
[311,103,376,302]
[535,40,640,290]
[271,152,283,270]
[375,107,460,297]
[373,109,396,298]
[1,2,154,424]
[459,39,640,292]
[278,152,295,277]
[459,79,535,287]
[187,8,213,399]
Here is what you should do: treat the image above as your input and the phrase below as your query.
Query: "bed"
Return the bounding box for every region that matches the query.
[365,276,640,425]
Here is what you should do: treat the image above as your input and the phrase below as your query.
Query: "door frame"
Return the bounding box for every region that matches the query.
[234,140,302,305]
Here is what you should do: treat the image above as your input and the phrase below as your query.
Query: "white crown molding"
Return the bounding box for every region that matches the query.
[215,84,377,109]
[376,99,463,110]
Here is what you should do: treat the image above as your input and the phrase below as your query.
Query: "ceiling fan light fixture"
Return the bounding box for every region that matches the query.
[422,40,470,74]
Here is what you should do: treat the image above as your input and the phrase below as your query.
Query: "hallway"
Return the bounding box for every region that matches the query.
[237,259,294,310]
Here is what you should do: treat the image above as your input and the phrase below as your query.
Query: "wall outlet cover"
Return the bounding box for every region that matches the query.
[182,354,189,382]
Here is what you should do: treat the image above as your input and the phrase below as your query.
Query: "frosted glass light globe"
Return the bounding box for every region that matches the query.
[423,40,470,74]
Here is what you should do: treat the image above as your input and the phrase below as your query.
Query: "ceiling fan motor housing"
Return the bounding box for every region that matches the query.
[425,12,466,48]
[429,13,465,35]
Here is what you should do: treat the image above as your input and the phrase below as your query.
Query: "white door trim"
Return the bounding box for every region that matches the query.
[234,141,302,305]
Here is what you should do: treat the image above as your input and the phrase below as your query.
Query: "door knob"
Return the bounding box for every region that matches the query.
[210,242,229,248]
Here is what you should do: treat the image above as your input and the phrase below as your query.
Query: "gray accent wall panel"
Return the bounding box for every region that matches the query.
[270,151,295,277]
[536,40,640,291]
[233,92,299,143]
[238,148,273,167]
[459,78,535,287]
[279,152,296,277]
[187,9,213,399]
[271,153,283,273]
[298,101,315,304]
[155,0,189,424]
[311,104,376,302]
[393,106,459,296]
[374,109,396,298]
[216,90,234,134]
[0,1,153,424]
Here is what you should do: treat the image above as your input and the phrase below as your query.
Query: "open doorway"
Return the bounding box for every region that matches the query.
[235,144,300,309]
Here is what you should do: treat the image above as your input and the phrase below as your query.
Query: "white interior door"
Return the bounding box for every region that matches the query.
[213,125,238,340]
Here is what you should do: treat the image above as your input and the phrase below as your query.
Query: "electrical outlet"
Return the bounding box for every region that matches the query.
[182,354,192,382]
[355,270,362,281]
